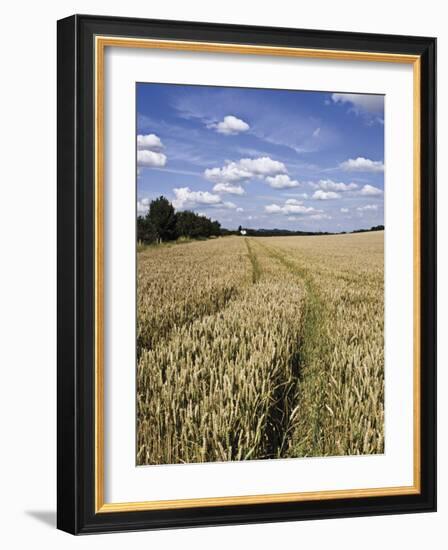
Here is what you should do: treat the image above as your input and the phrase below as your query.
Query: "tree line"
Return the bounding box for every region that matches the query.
[137,196,222,244]
[238,225,385,238]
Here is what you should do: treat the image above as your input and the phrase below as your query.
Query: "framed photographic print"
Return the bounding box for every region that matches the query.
[57,14,436,534]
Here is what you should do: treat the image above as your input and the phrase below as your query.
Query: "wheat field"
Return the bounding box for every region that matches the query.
[136,232,384,465]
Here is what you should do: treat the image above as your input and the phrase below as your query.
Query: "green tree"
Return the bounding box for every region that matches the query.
[175,210,221,239]
[149,196,176,243]
[211,220,221,237]
[175,210,199,238]
[137,215,157,244]
[137,196,222,244]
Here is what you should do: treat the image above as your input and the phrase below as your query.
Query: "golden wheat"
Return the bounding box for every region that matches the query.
[254,233,384,457]
[136,232,384,464]
[137,238,250,353]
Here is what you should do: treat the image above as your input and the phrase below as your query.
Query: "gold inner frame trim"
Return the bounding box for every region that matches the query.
[94,35,421,514]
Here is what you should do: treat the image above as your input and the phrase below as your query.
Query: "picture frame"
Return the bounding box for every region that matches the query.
[57,14,436,534]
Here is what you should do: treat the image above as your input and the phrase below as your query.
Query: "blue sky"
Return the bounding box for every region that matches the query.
[136,83,384,232]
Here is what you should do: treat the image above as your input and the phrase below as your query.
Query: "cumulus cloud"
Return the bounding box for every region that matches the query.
[238,157,287,176]
[172,187,221,209]
[137,133,164,150]
[204,157,287,184]
[212,115,250,135]
[212,182,245,195]
[265,198,321,216]
[137,197,151,215]
[265,174,300,189]
[312,190,340,200]
[137,149,167,167]
[205,163,251,183]
[340,207,349,213]
[357,204,379,211]
[137,132,167,167]
[311,179,358,192]
[331,93,384,115]
[172,187,237,210]
[359,184,383,196]
[340,157,384,172]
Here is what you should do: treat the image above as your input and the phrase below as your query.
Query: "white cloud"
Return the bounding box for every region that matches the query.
[265,174,300,189]
[311,179,358,192]
[204,163,251,183]
[137,133,164,150]
[340,207,349,213]
[212,115,250,135]
[312,190,340,200]
[137,149,167,167]
[312,127,321,138]
[359,184,383,196]
[172,187,238,210]
[357,204,379,211]
[340,157,384,172]
[204,156,287,184]
[137,197,151,215]
[239,157,287,176]
[137,132,167,167]
[265,198,321,215]
[236,207,244,213]
[212,183,246,195]
[172,187,221,209]
[331,93,384,115]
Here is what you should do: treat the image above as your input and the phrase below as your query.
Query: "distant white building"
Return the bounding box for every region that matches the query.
[240,229,247,236]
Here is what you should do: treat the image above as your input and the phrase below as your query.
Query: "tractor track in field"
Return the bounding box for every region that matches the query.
[249,238,329,454]
[244,238,262,283]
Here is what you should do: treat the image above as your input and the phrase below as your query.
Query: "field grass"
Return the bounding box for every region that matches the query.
[136,232,384,465]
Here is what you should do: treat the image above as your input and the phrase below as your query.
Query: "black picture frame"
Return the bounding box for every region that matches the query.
[57,14,436,535]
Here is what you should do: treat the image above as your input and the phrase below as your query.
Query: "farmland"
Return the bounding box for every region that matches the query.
[136,232,384,465]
